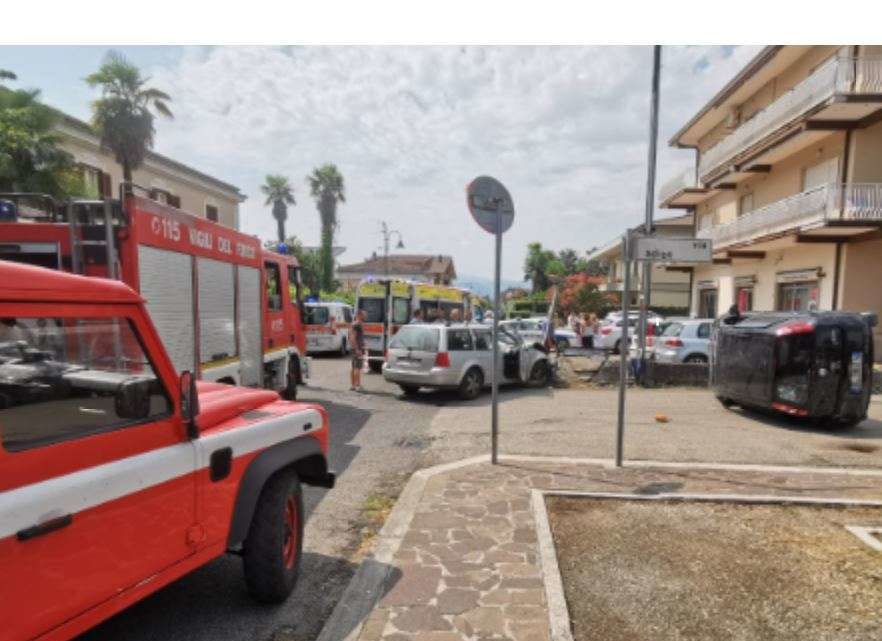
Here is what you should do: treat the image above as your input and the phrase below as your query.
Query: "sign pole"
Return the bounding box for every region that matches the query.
[465,175,514,467]
[491,222,502,464]
[616,233,631,468]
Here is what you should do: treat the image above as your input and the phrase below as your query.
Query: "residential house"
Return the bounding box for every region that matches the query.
[56,110,244,228]
[587,213,694,313]
[336,253,457,291]
[659,45,882,352]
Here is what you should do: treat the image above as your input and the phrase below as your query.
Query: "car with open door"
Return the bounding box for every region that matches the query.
[382,323,551,400]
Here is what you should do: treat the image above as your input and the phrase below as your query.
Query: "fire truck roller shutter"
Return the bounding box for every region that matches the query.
[238,265,262,386]
[198,257,237,366]
[138,245,195,375]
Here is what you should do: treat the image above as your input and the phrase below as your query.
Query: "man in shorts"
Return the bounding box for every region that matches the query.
[350,309,367,392]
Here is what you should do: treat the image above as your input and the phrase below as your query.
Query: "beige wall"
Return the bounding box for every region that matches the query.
[840,237,882,354]
[58,130,241,230]
[849,119,882,183]
[691,242,837,316]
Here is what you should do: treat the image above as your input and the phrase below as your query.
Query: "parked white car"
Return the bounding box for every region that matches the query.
[383,323,551,400]
[653,318,714,363]
[500,318,547,344]
[304,301,353,354]
[595,316,639,353]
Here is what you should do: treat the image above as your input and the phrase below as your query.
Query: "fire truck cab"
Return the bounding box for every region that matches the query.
[0,192,307,399]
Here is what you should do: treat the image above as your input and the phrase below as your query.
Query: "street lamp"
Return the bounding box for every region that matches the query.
[379,221,404,276]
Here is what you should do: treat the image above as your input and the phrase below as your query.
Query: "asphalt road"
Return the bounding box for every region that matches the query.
[78,355,446,641]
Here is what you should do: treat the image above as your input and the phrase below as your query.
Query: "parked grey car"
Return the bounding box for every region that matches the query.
[653,318,714,363]
[383,323,551,399]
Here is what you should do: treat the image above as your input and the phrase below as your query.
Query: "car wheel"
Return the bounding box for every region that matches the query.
[458,367,484,400]
[527,360,550,387]
[368,360,383,374]
[684,354,708,364]
[243,470,303,603]
[715,395,734,409]
[399,384,420,397]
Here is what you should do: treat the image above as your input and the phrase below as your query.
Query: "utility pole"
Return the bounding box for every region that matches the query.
[638,45,662,379]
[379,221,404,276]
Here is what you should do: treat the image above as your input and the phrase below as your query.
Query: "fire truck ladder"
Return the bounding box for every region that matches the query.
[66,199,121,280]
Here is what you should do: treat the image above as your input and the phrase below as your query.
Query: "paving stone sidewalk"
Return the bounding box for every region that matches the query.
[350,459,882,641]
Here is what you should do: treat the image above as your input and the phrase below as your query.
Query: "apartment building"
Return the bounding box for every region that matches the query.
[588,213,694,313]
[659,45,882,350]
[56,111,244,229]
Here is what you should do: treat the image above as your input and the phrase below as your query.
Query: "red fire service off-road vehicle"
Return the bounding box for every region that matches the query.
[0,261,334,641]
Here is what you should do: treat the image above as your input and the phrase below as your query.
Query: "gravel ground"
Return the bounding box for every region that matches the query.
[547,497,882,641]
[79,356,442,641]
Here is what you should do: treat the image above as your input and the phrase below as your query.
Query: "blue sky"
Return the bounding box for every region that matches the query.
[1,46,759,281]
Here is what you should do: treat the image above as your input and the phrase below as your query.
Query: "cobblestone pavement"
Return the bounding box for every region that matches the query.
[352,458,882,641]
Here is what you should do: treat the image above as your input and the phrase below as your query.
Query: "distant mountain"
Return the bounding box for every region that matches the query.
[457,274,526,297]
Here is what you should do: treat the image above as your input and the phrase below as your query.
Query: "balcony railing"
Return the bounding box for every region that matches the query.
[658,168,698,205]
[698,183,882,248]
[698,56,882,179]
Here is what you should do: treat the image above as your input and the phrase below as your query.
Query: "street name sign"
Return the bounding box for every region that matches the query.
[631,236,712,263]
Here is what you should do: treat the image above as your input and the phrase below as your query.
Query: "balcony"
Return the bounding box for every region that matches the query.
[698,183,882,249]
[658,168,711,209]
[698,56,882,182]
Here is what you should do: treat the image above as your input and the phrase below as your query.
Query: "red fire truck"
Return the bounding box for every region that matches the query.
[0,192,308,398]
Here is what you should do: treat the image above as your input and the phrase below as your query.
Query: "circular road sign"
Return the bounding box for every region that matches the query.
[466,176,514,235]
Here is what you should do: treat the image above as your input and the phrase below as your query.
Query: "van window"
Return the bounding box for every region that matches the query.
[447,329,473,351]
[392,297,411,324]
[389,326,440,352]
[342,307,353,323]
[0,316,172,451]
[287,266,301,306]
[358,298,386,323]
[306,306,329,325]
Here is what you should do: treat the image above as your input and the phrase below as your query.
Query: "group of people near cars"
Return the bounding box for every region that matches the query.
[566,311,600,348]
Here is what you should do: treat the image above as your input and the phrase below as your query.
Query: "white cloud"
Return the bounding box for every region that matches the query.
[146,45,760,281]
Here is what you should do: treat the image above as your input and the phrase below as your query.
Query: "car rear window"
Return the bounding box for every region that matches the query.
[389,326,440,352]
[662,322,684,337]
[447,329,473,351]
[306,306,329,325]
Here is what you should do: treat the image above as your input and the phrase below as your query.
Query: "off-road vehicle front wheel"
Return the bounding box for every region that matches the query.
[243,470,303,603]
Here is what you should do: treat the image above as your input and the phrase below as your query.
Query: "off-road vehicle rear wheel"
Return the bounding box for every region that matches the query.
[243,470,303,603]
[368,360,383,374]
[527,360,550,387]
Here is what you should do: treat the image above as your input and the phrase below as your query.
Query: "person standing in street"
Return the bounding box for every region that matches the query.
[350,309,366,392]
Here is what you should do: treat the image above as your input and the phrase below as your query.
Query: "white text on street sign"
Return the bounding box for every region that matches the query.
[631,236,712,263]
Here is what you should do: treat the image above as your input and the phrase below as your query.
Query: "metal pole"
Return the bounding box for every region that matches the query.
[639,45,662,380]
[616,234,631,468]
[491,223,502,464]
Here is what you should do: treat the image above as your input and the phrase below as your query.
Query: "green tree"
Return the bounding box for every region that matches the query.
[261,174,296,244]
[0,82,78,197]
[263,235,322,294]
[86,51,172,186]
[307,164,346,291]
[558,248,580,275]
[523,242,557,293]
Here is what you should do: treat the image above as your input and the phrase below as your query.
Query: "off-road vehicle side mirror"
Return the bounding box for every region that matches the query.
[180,370,200,439]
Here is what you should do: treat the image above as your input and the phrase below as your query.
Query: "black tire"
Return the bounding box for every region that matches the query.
[339,338,348,357]
[684,354,708,364]
[458,367,484,400]
[613,339,622,355]
[716,395,734,408]
[368,360,383,374]
[242,470,303,603]
[282,359,299,400]
[527,360,550,387]
[399,384,420,397]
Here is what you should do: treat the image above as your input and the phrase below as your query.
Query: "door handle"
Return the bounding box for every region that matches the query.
[16,514,73,541]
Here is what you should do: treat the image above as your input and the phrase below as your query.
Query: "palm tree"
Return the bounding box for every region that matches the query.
[86,51,172,186]
[261,175,296,244]
[307,164,346,290]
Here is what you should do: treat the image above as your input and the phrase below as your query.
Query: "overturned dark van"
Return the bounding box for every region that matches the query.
[711,309,877,427]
